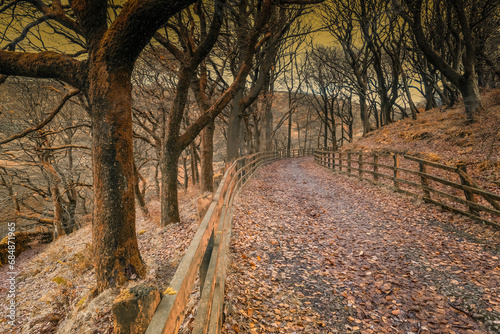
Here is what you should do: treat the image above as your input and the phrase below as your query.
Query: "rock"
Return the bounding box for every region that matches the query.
[0,232,31,267]
[112,284,161,334]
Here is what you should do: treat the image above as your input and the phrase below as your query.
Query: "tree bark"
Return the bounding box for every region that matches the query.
[440,76,456,107]
[323,99,329,149]
[160,142,182,225]
[287,108,292,153]
[134,163,151,222]
[90,65,145,291]
[330,102,337,150]
[51,182,65,239]
[159,63,194,225]
[183,155,189,190]
[63,194,78,233]
[200,119,215,193]
[254,114,261,153]
[401,69,418,120]
[41,155,65,239]
[226,88,244,161]
[264,84,274,151]
[359,90,370,135]
[459,72,482,122]
[190,142,198,186]
[422,66,436,110]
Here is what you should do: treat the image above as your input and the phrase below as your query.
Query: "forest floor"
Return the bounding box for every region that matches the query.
[223,158,500,334]
[1,91,499,333]
[0,189,200,334]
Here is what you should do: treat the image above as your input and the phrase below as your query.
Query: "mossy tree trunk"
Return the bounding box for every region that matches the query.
[90,64,146,289]
[0,0,196,291]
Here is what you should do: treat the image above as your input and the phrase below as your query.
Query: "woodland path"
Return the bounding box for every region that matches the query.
[222,158,500,334]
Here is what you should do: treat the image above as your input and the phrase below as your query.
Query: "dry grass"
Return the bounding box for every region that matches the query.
[342,89,500,190]
[0,187,200,333]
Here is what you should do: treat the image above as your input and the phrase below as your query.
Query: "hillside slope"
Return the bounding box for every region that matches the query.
[0,192,200,333]
[341,90,500,192]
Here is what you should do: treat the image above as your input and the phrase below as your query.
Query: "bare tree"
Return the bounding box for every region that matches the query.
[321,0,374,134]
[0,0,199,291]
[304,46,348,149]
[0,78,91,240]
[153,0,284,224]
[394,0,500,122]
[225,3,309,161]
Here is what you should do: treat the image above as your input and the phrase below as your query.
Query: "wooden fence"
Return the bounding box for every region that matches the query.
[313,149,500,229]
[146,148,312,334]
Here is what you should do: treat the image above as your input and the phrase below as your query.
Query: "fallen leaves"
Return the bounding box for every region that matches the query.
[223,158,500,333]
[51,276,69,286]
[164,287,177,295]
[0,197,200,333]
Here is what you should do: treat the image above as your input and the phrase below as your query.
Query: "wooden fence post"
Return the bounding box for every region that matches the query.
[359,153,363,178]
[339,152,342,172]
[199,231,215,294]
[347,152,352,174]
[332,152,335,171]
[457,164,480,216]
[241,157,247,183]
[419,162,431,200]
[393,154,400,189]
[373,155,379,181]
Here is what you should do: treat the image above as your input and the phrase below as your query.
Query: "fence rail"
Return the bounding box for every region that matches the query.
[314,149,500,229]
[146,148,312,334]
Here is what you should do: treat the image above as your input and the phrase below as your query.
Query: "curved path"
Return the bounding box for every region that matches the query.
[223,158,500,334]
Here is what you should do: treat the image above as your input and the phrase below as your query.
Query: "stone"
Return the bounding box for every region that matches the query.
[0,232,31,267]
[112,284,161,334]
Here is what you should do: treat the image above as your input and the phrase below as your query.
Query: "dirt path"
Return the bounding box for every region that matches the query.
[223,158,500,334]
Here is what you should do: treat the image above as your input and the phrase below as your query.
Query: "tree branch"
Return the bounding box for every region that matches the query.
[98,0,197,72]
[36,144,91,151]
[0,88,80,146]
[0,50,86,88]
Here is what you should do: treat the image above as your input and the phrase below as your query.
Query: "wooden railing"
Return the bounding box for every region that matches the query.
[146,148,312,334]
[314,149,500,229]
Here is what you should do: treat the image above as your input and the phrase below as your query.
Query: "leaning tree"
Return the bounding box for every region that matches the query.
[0,0,197,292]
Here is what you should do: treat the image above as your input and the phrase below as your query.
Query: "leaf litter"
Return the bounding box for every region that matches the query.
[223,157,500,334]
[0,192,200,334]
